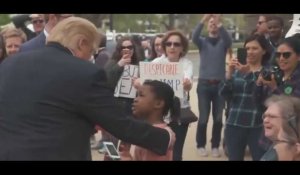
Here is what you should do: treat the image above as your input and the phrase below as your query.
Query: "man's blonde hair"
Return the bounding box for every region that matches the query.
[47,17,101,53]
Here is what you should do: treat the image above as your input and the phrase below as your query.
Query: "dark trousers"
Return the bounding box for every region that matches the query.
[196,80,224,148]
[225,124,266,160]
[169,122,189,161]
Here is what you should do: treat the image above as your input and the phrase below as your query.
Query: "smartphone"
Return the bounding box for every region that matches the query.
[103,141,121,160]
[237,48,247,65]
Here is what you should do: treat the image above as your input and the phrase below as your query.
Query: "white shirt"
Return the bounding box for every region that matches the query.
[152,56,193,108]
[44,29,49,38]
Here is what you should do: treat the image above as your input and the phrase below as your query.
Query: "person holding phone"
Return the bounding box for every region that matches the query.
[103,141,121,160]
[0,17,173,160]
[255,36,300,99]
[219,34,271,160]
[254,36,300,156]
[192,14,232,157]
[103,36,141,154]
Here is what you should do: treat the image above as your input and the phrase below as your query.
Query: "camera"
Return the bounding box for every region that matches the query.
[260,66,283,85]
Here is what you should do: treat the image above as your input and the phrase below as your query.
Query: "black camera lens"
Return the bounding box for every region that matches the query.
[261,70,271,81]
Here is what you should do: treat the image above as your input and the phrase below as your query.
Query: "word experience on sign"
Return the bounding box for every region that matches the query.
[114,65,139,98]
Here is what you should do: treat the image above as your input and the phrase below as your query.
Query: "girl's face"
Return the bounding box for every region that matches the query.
[263,103,284,141]
[132,85,161,119]
[276,43,299,73]
[120,40,134,58]
[245,40,265,65]
[165,35,183,61]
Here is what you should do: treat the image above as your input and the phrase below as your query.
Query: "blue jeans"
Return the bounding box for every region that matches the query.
[225,125,266,160]
[196,80,224,148]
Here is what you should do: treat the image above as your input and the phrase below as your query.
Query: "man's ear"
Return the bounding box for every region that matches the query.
[77,37,85,51]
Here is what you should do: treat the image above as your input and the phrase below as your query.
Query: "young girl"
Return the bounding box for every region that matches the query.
[119,80,180,161]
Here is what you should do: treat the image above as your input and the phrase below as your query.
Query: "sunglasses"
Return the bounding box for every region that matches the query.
[32,19,44,24]
[165,42,181,47]
[275,52,292,59]
[121,45,134,50]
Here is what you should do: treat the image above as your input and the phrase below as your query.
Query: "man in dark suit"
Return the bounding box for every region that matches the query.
[0,17,173,160]
[19,14,73,52]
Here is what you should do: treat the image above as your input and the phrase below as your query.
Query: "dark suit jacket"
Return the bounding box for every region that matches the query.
[0,42,170,160]
[19,32,46,53]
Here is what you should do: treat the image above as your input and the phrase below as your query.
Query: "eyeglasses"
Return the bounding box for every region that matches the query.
[262,114,281,120]
[32,19,44,24]
[273,139,295,145]
[257,21,266,25]
[275,52,292,59]
[165,42,181,47]
[288,116,300,141]
[121,45,134,50]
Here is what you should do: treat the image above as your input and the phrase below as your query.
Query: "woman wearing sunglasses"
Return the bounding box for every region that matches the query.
[151,30,194,161]
[255,36,300,99]
[103,36,141,159]
[254,35,300,157]
[261,95,300,161]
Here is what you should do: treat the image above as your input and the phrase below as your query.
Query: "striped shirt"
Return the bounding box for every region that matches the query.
[220,70,263,128]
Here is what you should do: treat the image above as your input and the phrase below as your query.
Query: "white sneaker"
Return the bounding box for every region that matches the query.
[211,148,221,157]
[197,147,208,157]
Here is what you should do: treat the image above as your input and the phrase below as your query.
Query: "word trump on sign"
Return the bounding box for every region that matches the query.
[139,62,183,98]
[114,65,139,98]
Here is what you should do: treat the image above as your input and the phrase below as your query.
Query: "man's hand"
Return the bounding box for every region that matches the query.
[201,14,212,24]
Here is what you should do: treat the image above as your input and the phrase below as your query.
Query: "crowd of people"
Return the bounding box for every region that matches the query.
[0,14,299,161]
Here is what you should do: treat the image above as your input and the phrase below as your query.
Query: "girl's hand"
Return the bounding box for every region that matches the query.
[119,141,132,161]
[183,78,192,91]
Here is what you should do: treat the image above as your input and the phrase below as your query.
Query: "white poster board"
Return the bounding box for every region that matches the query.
[114,65,139,98]
[139,62,183,98]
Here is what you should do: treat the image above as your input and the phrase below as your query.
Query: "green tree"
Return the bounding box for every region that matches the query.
[0,14,11,26]
[75,14,108,28]
[112,14,162,33]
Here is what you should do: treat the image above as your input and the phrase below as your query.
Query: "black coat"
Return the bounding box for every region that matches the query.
[19,32,46,53]
[0,42,170,160]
